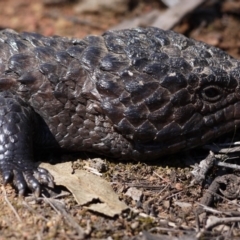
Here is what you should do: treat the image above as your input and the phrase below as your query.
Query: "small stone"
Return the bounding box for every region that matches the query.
[125,187,143,202]
[131,221,139,230]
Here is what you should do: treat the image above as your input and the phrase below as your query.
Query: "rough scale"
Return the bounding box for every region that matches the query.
[0,27,239,194]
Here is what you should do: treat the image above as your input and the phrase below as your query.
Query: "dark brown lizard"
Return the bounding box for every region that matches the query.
[0,27,239,195]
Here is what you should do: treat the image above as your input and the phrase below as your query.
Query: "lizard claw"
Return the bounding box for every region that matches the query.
[0,162,54,196]
[13,169,28,196]
[2,169,13,185]
[33,167,55,189]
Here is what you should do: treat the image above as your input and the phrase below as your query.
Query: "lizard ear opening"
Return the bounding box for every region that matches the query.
[201,85,223,102]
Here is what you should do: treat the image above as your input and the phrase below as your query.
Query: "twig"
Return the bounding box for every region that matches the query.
[205,216,240,230]
[198,203,240,217]
[149,226,195,233]
[166,190,184,199]
[218,146,240,154]
[216,142,240,147]
[44,12,105,30]
[153,171,171,183]
[83,166,102,176]
[199,178,220,207]
[203,141,240,154]
[111,10,160,30]
[197,174,240,216]
[126,183,168,190]
[191,151,216,184]
[216,161,240,170]
[42,195,86,239]
[43,195,61,214]
[1,186,22,222]
[52,192,71,199]
[22,200,49,221]
[151,0,207,30]
[205,189,240,209]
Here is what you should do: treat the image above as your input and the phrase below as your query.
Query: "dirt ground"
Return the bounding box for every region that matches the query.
[1,0,240,239]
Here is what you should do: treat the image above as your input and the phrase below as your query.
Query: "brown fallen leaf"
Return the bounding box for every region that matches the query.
[40,162,128,217]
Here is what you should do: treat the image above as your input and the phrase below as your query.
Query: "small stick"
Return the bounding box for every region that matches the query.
[151,0,207,30]
[1,186,21,222]
[205,216,240,230]
[42,195,86,239]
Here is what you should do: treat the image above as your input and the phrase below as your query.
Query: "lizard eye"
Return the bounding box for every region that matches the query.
[201,85,223,102]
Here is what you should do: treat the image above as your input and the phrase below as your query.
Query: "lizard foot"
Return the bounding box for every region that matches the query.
[1,162,54,196]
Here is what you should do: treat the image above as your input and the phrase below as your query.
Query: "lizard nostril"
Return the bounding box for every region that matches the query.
[201,85,223,102]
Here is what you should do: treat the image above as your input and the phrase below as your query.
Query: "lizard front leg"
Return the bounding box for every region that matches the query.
[0,92,54,196]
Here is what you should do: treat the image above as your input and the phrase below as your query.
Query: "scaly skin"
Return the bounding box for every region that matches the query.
[0,27,240,195]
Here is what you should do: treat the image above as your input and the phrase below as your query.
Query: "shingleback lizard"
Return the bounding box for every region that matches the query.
[0,27,239,195]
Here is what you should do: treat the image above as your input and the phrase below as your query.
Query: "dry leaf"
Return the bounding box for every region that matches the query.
[40,162,128,217]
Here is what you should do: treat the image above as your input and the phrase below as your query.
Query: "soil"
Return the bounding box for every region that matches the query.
[1,0,240,239]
